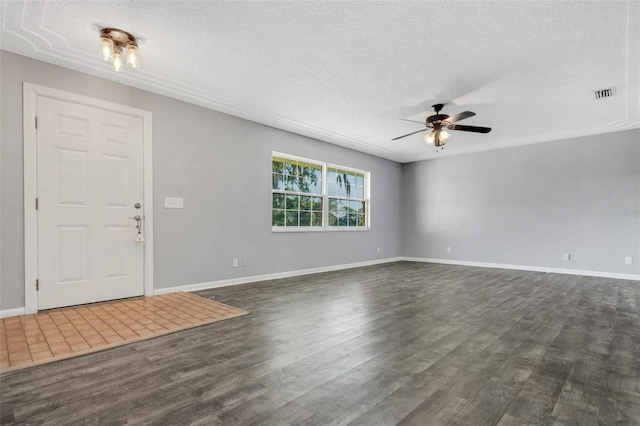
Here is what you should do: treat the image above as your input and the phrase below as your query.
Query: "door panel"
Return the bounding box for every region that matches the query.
[102,154,130,208]
[55,114,89,140]
[37,96,144,310]
[54,147,89,207]
[55,225,89,284]
[103,225,131,280]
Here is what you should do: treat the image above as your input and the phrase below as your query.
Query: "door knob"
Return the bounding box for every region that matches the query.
[128,215,144,242]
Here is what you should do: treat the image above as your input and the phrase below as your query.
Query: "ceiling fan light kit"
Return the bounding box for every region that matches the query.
[99,27,140,71]
[393,103,491,150]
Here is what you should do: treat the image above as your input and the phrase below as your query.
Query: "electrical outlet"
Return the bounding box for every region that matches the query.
[377,247,380,253]
[242,258,248,267]
[625,256,633,265]
[563,253,571,261]
[232,258,238,268]
[447,247,451,253]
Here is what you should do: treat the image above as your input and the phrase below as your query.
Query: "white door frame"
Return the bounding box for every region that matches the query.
[23,83,154,314]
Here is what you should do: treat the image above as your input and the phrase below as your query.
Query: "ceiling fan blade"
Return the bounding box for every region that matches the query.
[392,128,428,141]
[444,111,475,124]
[399,119,426,125]
[447,124,492,133]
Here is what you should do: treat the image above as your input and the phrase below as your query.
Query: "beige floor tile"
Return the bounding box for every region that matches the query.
[1,293,247,372]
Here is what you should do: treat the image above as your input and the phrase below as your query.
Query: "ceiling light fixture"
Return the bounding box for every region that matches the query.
[393,103,491,151]
[424,127,450,147]
[99,28,139,71]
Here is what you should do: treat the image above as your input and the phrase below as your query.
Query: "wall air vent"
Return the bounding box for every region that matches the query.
[594,87,615,99]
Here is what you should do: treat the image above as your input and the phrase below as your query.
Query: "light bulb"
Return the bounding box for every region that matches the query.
[113,48,123,71]
[424,131,436,145]
[126,44,140,68]
[440,130,450,142]
[100,36,114,61]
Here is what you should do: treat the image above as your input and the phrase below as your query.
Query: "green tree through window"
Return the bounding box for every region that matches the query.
[272,156,323,227]
[272,154,369,230]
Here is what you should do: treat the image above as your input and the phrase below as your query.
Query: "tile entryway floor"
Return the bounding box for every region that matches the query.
[0,292,248,372]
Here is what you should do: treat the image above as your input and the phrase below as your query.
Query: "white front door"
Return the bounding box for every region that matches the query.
[36,96,145,310]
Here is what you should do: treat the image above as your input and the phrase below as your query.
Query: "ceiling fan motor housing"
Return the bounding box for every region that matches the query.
[427,114,449,124]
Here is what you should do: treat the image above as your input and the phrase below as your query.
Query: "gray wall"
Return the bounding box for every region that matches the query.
[2,50,638,311]
[402,129,640,275]
[0,51,402,310]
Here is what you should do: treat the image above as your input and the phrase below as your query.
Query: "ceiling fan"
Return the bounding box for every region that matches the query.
[392,103,491,148]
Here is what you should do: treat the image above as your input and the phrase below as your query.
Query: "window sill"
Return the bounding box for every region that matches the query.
[272,226,370,233]
[324,227,370,232]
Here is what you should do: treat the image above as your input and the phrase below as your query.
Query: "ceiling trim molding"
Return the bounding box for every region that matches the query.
[404,121,640,163]
[2,0,404,162]
[2,0,638,165]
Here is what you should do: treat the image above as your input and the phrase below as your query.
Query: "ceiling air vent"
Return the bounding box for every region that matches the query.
[594,87,615,99]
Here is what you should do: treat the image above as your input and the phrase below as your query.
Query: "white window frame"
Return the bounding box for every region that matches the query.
[272,152,370,232]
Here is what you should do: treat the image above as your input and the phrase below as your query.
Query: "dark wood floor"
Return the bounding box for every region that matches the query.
[1,262,640,425]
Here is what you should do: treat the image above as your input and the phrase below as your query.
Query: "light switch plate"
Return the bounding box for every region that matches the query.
[625,256,633,265]
[164,197,183,209]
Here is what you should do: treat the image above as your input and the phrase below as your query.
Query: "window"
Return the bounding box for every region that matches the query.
[327,168,366,227]
[272,153,369,231]
[272,156,323,227]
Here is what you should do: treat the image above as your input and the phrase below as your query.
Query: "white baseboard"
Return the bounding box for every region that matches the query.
[402,257,640,281]
[3,256,635,318]
[154,257,404,295]
[0,307,26,319]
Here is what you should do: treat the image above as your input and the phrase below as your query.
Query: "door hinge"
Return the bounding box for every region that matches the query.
[36,198,39,210]
[36,279,39,291]
[35,116,38,129]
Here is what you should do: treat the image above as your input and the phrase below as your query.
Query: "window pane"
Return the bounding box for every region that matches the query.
[329,212,338,226]
[272,160,284,173]
[328,197,366,227]
[354,185,364,199]
[301,164,322,194]
[336,176,348,197]
[272,174,284,190]
[284,175,298,192]
[356,174,364,186]
[307,165,322,181]
[297,176,310,193]
[286,195,299,210]
[327,169,338,183]
[346,173,356,187]
[312,197,322,211]
[272,193,285,209]
[312,212,323,226]
[300,211,311,226]
[309,179,322,194]
[329,198,338,216]
[284,162,297,176]
[328,182,337,196]
[335,198,343,213]
[285,211,299,226]
[272,209,285,226]
[299,174,321,194]
[300,196,312,211]
[339,199,348,216]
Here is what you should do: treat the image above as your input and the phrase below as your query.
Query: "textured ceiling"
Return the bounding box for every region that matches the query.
[2,1,639,162]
